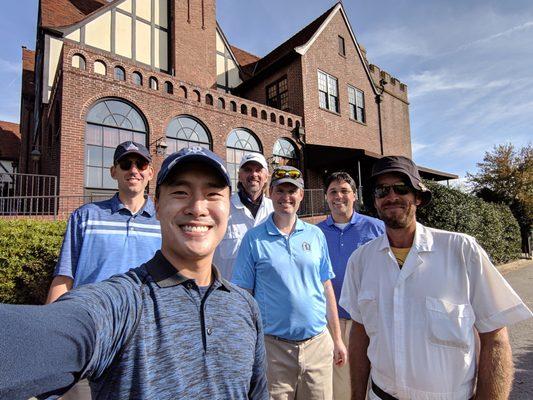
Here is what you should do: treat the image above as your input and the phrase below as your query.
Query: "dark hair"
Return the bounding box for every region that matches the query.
[324,171,357,193]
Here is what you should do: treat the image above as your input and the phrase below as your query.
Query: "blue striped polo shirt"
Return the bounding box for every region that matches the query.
[54,193,161,287]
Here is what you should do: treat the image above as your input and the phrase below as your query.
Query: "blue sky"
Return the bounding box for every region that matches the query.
[1,0,532,179]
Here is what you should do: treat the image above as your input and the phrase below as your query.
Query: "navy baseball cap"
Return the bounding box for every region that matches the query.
[156,146,231,189]
[114,141,152,163]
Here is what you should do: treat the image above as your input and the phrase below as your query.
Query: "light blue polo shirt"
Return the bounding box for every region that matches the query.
[54,193,161,288]
[232,214,335,341]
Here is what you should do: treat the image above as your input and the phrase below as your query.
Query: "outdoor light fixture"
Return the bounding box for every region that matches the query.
[30,148,41,162]
[150,137,168,156]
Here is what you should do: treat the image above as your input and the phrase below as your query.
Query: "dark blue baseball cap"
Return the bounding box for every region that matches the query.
[114,141,152,163]
[156,146,231,189]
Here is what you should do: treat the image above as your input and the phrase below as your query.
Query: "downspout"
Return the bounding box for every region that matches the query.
[376,79,387,155]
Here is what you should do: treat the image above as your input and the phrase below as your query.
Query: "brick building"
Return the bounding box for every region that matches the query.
[18,0,455,212]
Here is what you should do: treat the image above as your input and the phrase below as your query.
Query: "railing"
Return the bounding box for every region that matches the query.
[298,189,328,217]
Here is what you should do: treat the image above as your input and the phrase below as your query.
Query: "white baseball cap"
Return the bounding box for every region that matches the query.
[238,153,268,170]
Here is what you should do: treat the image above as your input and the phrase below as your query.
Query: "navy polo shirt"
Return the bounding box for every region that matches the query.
[0,251,268,400]
[317,212,384,319]
[54,193,161,287]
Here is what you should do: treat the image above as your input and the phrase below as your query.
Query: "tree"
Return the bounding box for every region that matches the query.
[467,143,532,254]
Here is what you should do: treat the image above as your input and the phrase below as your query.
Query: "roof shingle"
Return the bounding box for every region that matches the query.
[40,0,111,29]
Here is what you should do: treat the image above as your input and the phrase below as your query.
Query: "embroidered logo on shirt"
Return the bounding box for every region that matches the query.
[302,242,311,252]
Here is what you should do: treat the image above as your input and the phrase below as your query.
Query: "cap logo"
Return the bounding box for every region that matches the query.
[186,146,205,154]
[125,143,139,151]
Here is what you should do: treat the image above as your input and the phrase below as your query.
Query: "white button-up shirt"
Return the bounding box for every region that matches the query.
[339,223,532,400]
[213,192,273,279]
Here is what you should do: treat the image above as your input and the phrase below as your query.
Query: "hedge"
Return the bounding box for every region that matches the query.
[416,181,521,264]
[0,219,66,304]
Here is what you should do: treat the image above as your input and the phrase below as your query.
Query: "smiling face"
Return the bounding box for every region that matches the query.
[374,173,420,230]
[238,161,268,199]
[110,155,154,197]
[326,179,356,222]
[270,182,304,217]
[155,162,230,266]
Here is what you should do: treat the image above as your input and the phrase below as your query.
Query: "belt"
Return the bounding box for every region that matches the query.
[268,331,323,345]
[371,381,398,400]
[371,381,474,400]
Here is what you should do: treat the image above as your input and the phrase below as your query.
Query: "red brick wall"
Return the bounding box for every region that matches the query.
[171,0,217,89]
[300,11,381,153]
[56,42,302,198]
[240,57,305,118]
[0,121,20,162]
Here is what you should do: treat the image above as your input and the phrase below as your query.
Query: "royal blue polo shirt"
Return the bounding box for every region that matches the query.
[54,193,161,287]
[317,213,384,319]
[232,214,335,341]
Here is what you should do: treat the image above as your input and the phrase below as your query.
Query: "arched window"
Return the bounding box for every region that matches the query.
[240,104,248,115]
[226,129,262,190]
[230,101,237,112]
[165,116,211,153]
[149,76,158,90]
[217,97,225,110]
[71,54,86,70]
[261,110,267,120]
[94,60,106,75]
[132,72,143,86]
[273,138,299,168]
[287,118,293,127]
[193,90,201,102]
[164,81,173,94]
[85,99,147,189]
[205,94,213,106]
[179,86,187,98]
[114,66,125,81]
[251,107,258,118]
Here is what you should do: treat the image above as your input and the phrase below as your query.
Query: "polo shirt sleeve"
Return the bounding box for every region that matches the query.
[339,249,363,323]
[54,210,84,279]
[231,231,256,291]
[0,299,97,399]
[318,229,335,282]
[61,275,144,379]
[466,238,532,332]
[248,298,269,400]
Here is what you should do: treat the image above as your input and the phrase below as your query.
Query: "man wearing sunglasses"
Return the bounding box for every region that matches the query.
[232,166,347,400]
[0,147,268,400]
[317,172,384,400]
[46,141,161,305]
[214,153,273,279]
[339,156,532,400]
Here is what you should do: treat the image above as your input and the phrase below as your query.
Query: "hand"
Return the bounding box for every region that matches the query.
[333,339,348,367]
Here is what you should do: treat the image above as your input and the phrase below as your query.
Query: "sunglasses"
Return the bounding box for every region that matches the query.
[273,169,301,180]
[373,183,412,198]
[117,158,150,171]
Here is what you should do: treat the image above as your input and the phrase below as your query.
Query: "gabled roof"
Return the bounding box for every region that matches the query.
[230,46,260,78]
[40,0,114,29]
[250,3,338,77]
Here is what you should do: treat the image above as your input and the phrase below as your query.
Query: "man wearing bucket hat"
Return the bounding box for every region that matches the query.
[232,165,347,400]
[214,152,273,279]
[339,155,532,400]
[0,147,268,400]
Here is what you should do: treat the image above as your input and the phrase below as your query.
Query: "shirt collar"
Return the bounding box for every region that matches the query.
[265,213,305,236]
[110,193,156,217]
[145,250,231,291]
[325,212,359,227]
[377,222,434,252]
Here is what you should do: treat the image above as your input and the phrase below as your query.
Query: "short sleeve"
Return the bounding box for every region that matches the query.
[54,210,83,279]
[339,249,363,323]
[467,239,532,332]
[318,230,335,282]
[231,231,257,291]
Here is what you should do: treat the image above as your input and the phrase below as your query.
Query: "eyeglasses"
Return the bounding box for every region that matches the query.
[373,183,412,198]
[273,169,301,180]
[117,158,149,171]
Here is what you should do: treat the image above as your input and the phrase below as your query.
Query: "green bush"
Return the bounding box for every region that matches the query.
[417,181,521,264]
[0,219,66,304]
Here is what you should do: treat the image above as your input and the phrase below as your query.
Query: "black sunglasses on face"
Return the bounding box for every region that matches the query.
[374,183,413,198]
[117,158,149,171]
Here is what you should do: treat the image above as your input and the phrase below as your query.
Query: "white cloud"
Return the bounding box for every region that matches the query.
[456,21,533,52]
[412,142,430,155]
[0,58,20,73]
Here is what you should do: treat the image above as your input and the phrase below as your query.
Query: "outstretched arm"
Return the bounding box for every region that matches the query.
[475,327,513,400]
